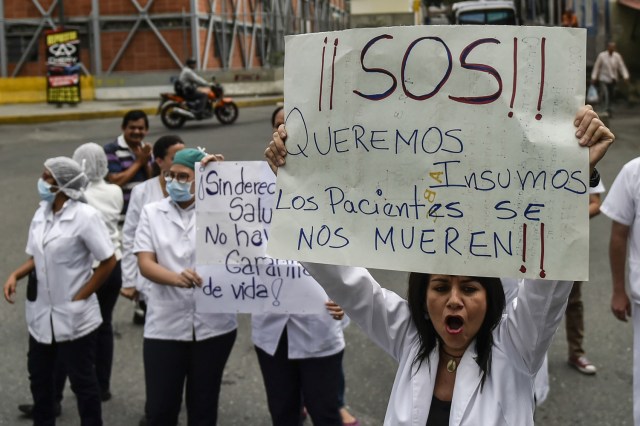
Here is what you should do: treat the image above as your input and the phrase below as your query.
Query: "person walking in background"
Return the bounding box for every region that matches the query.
[566,181,605,374]
[601,159,640,424]
[591,42,630,116]
[3,157,116,426]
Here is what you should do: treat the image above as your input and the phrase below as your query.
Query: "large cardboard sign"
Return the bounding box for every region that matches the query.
[195,161,330,314]
[268,26,589,281]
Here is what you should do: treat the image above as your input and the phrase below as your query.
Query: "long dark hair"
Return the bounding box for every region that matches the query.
[271,105,284,129]
[407,273,505,387]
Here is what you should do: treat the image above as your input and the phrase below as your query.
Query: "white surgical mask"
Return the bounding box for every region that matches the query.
[37,178,57,203]
[167,180,194,202]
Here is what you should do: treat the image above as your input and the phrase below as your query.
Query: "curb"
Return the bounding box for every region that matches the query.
[0,96,283,125]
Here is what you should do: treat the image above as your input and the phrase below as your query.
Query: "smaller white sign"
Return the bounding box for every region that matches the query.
[195,161,329,314]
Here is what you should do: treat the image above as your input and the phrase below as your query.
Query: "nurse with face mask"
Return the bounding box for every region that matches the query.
[134,148,234,426]
[3,156,116,426]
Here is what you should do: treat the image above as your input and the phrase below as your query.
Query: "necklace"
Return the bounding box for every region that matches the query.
[441,348,463,373]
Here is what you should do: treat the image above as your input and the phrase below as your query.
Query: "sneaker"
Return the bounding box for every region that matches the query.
[568,356,597,375]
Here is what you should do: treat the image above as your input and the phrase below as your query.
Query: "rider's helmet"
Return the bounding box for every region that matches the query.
[185,57,197,67]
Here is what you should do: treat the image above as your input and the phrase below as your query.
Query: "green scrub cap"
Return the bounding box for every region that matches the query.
[172,148,206,170]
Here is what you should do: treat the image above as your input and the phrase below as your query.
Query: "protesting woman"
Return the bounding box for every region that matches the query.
[121,135,185,308]
[264,106,614,425]
[73,142,124,401]
[134,148,235,425]
[4,157,116,425]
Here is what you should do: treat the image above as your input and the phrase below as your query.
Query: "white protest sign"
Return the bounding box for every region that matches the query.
[195,161,329,314]
[267,25,589,281]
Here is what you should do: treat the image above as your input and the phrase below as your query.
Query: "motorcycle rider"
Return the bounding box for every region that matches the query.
[178,58,210,118]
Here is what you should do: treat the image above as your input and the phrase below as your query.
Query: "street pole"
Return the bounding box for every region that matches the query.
[58,0,65,29]
[91,0,102,75]
[0,0,7,77]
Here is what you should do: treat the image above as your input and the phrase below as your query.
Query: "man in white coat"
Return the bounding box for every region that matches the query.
[601,157,640,424]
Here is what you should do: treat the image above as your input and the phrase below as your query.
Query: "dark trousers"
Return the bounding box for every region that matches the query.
[28,331,102,426]
[566,281,585,359]
[191,92,208,114]
[143,329,237,426]
[95,260,122,392]
[255,329,343,426]
[53,261,122,399]
[337,362,346,408]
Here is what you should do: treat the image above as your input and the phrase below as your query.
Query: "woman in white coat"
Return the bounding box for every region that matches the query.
[72,142,124,401]
[3,157,116,425]
[252,107,352,426]
[264,106,614,425]
[120,135,185,313]
[134,148,235,425]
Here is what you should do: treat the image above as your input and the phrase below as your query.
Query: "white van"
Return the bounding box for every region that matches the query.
[451,0,519,25]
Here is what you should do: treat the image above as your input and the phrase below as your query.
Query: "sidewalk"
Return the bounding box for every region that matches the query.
[0,95,283,125]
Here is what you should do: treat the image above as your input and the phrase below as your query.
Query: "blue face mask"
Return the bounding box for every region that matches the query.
[37,178,57,203]
[167,180,194,203]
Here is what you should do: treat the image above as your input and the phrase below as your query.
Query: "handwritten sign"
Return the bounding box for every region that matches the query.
[195,161,329,314]
[267,25,589,281]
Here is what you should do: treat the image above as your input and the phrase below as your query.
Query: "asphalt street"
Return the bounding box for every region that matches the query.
[0,104,638,425]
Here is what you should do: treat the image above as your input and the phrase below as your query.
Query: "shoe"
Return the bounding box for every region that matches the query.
[340,407,359,426]
[568,356,597,375]
[101,390,112,402]
[18,402,62,418]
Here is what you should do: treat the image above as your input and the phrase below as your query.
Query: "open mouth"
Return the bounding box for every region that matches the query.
[445,315,464,334]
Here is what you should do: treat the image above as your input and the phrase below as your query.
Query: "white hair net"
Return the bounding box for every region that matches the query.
[73,142,108,182]
[44,156,88,201]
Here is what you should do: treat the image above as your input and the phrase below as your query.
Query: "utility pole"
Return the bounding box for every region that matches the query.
[58,0,65,29]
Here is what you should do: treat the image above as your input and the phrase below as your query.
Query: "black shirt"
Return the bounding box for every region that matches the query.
[426,395,452,426]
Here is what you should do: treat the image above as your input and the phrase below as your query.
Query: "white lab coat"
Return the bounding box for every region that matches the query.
[500,278,549,406]
[303,262,572,426]
[134,198,237,341]
[84,180,124,261]
[25,200,114,343]
[251,310,345,359]
[601,158,640,424]
[121,176,164,291]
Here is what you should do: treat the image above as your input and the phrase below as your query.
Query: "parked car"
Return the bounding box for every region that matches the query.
[450,0,519,25]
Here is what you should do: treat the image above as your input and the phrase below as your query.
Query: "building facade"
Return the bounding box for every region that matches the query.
[0,0,349,77]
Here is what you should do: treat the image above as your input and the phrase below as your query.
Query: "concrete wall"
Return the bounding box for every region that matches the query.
[0,76,95,103]
[0,68,284,103]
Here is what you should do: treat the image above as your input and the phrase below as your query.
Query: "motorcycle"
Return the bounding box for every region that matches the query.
[157,77,239,129]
